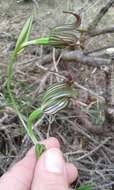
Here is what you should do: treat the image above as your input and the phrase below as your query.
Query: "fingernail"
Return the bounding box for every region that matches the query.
[45,148,64,173]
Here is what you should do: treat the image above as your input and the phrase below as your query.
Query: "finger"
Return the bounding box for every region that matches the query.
[41,137,60,149]
[0,137,60,190]
[66,163,78,184]
[31,148,75,190]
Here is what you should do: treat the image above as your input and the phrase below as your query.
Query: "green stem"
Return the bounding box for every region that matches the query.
[28,107,44,144]
[6,52,38,145]
[22,37,50,47]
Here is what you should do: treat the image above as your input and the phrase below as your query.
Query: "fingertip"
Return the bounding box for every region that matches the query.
[66,163,78,184]
[42,137,60,149]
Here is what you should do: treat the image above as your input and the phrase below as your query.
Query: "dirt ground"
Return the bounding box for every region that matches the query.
[0,0,114,190]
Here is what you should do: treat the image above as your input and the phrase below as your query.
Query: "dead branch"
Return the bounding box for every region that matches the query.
[89,26,114,37]
[88,0,114,31]
[84,45,114,55]
[104,67,112,106]
[104,57,114,126]
[38,51,60,65]
[62,50,110,68]
[30,50,111,69]
[24,50,110,68]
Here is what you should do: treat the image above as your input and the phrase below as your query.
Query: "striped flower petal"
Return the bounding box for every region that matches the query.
[42,83,74,103]
[43,98,69,115]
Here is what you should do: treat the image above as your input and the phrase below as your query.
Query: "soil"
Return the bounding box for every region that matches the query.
[0,0,114,190]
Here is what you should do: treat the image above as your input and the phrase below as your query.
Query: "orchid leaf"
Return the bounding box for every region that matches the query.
[14,15,33,55]
[76,184,92,190]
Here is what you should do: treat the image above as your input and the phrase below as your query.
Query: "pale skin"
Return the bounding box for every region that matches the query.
[0,137,78,190]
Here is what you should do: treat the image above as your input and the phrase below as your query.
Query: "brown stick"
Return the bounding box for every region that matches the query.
[88,0,114,31]
[89,26,114,37]
[84,45,114,55]
[104,58,114,126]
[62,50,110,68]
[23,50,111,68]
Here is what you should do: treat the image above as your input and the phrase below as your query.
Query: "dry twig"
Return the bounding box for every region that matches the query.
[88,0,114,31]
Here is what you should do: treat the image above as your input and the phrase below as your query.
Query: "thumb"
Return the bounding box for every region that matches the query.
[31,148,69,190]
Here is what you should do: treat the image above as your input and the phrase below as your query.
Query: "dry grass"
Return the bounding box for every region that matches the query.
[0,0,114,189]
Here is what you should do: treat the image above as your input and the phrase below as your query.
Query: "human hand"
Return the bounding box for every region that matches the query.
[0,137,78,190]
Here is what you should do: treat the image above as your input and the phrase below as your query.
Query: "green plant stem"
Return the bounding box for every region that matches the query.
[22,37,50,47]
[28,107,44,144]
[7,52,38,145]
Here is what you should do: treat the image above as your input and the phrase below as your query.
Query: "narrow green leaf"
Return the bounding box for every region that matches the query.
[76,184,92,190]
[14,15,33,55]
